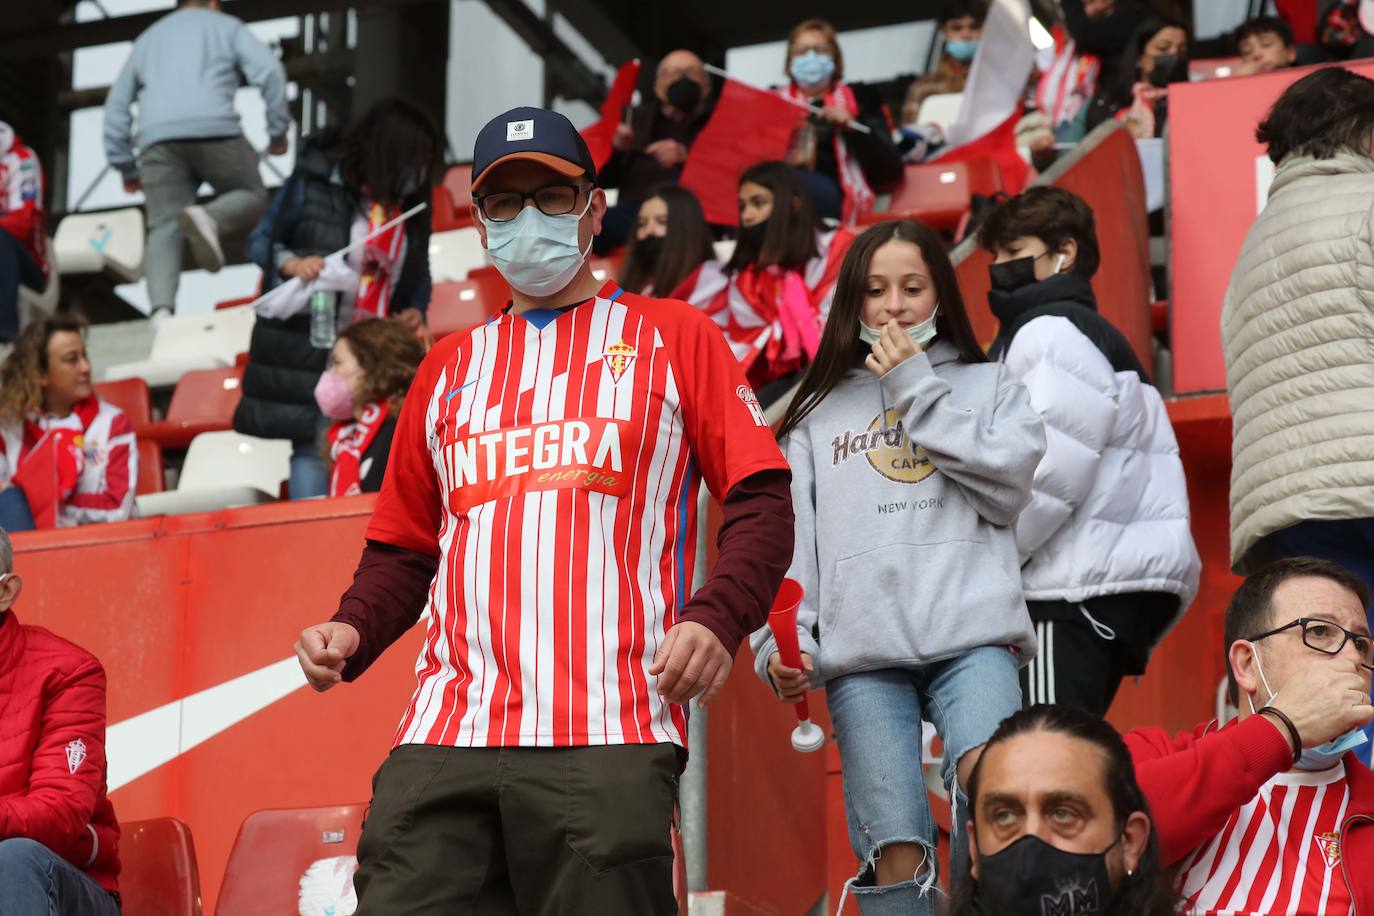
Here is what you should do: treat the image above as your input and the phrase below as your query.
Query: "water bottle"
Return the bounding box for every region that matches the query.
[309,290,336,349]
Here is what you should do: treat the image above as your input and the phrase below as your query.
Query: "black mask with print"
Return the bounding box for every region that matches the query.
[974,834,1118,916]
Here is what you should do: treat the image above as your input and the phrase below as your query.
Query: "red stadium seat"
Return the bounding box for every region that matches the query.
[433,164,475,231]
[444,164,473,215]
[137,439,165,495]
[428,279,503,340]
[118,817,203,916]
[864,158,1004,231]
[215,804,366,916]
[139,367,244,450]
[94,377,153,428]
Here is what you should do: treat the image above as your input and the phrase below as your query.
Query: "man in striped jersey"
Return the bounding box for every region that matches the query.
[294,107,793,913]
[1125,558,1374,914]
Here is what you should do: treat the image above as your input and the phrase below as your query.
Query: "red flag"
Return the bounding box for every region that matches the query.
[581,59,642,172]
[937,107,1032,196]
[679,79,804,226]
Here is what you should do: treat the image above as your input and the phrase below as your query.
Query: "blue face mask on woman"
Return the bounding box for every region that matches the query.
[945,39,979,61]
[481,198,593,297]
[790,50,836,89]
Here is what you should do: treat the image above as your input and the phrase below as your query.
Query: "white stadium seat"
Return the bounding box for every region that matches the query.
[915,92,965,131]
[102,305,255,388]
[428,226,488,283]
[53,208,145,284]
[135,431,291,518]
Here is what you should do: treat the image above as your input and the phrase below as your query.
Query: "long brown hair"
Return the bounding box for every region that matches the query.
[337,317,424,412]
[321,318,424,471]
[0,314,90,425]
[618,185,716,297]
[725,161,821,274]
[777,220,986,440]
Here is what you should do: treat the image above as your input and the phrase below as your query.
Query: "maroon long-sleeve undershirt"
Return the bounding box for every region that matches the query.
[331,468,794,682]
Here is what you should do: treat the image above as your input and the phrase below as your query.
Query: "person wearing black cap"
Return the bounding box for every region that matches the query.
[293,106,795,912]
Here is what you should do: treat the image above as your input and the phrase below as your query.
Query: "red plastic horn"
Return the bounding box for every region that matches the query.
[767,578,824,753]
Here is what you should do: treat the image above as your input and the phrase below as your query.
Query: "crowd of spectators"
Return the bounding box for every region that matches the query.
[3,0,1374,912]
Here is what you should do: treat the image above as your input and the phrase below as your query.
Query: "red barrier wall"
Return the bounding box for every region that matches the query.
[1169,60,1374,393]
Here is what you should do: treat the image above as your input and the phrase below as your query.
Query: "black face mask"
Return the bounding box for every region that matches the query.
[974,834,1118,916]
[737,220,768,252]
[633,233,665,265]
[1147,53,1189,88]
[989,255,1040,293]
[665,76,703,113]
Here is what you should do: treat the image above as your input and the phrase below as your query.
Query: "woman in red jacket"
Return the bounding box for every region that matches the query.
[0,529,121,914]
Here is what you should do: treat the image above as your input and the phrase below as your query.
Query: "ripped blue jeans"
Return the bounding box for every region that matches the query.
[827,647,1022,916]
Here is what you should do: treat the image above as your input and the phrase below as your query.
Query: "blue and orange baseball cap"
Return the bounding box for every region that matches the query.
[471,106,597,192]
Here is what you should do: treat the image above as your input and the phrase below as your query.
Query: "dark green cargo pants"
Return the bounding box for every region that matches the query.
[353,743,682,915]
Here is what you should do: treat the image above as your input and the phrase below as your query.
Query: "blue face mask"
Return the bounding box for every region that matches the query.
[790,50,836,89]
[1247,643,1371,770]
[481,197,593,297]
[945,39,979,62]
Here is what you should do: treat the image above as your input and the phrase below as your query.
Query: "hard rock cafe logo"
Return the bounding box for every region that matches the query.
[603,339,637,384]
[831,408,935,484]
[1314,831,1342,869]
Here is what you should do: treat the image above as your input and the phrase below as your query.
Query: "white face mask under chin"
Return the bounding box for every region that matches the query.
[859,303,940,347]
[482,197,594,298]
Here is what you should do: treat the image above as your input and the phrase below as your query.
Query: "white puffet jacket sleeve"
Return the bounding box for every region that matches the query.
[1002,315,1200,607]
[1004,315,1119,559]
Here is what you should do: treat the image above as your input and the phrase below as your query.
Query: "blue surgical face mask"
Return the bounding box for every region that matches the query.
[859,305,939,347]
[945,39,979,62]
[1247,643,1370,770]
[481,197,593,298]
[790,50,836,89]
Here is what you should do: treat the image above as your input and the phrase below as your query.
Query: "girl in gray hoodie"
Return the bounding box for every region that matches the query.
[750,220,1045,916]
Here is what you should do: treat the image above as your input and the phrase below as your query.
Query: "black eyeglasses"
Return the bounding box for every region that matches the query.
[1246,617,1374,670]
[475,184,590,222]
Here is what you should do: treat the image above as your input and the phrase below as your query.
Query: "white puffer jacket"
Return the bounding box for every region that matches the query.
[1004,315,1200,607]
[1222,152,1374,572]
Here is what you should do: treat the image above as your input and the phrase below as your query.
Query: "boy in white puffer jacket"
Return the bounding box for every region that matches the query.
[978,186,1199,714]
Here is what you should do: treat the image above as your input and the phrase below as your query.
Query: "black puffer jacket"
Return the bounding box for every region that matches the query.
[235,131,432,445]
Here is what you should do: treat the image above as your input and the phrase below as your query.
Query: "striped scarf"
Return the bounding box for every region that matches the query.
[783,82,875,225]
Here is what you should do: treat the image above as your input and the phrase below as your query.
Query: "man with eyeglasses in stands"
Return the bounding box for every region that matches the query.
[294,107,792,913]
[1125,557,1374,914]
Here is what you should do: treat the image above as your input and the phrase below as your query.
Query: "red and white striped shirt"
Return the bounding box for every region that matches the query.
[366,282,787,749]
[1177,764,1354,915]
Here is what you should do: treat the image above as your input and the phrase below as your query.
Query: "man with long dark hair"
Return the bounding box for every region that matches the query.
[951,704,1177,916]
[1127,557,1374,911]
[294,107,793,913]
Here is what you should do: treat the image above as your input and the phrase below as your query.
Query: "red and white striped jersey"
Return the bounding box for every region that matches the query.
[1177,765,1354,915]
[367,281,787,749]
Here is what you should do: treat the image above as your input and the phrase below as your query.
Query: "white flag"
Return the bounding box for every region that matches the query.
[940,0,1036,150]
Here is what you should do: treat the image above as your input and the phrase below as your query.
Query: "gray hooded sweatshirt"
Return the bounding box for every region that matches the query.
[751,340,1045,686]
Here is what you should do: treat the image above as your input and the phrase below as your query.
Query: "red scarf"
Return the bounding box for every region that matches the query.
[782,81,875,225]
[328,402,388,497]
[13,396,98,529]
[726,228,853,387]
[355,201,406,320]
